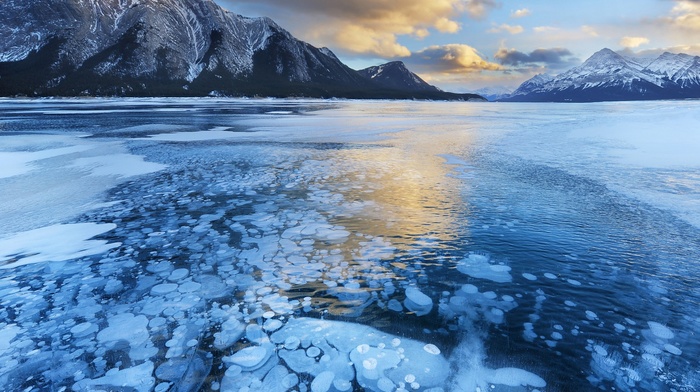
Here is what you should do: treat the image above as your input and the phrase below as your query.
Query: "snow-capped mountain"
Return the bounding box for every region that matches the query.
[470,86,513,101]
[0,0,484,100]
[358,61,441,93]
[504,48,700,102]
[508,74,553,97]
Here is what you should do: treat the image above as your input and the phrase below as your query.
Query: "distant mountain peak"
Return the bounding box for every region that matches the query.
[502,48,700,102]
[358,62,442,93]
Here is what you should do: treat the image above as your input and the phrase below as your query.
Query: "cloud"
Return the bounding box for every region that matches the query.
[225,0,500,57]
[511,8,531,18]
[488,23,524,34]
[581,25,599,37]
[623,44,700,57]
[495,47,579,69]
[658,0,700,30]
[406,44,504,74]
[533,26,559,33]
[460,0,501,19]
[620,36,650,48]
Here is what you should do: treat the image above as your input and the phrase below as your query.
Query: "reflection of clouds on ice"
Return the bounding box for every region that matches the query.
[0,223,119,269]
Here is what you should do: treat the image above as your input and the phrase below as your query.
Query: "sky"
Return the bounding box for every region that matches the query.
[215,0,700,92]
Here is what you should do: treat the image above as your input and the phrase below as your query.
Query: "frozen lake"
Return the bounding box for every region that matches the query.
[1,98,699,391]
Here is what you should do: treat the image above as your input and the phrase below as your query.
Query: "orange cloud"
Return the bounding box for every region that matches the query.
[620,36,650,48]
[229,0,499,57]
[488,23,525,34]
[511,8,531,18]
[407,44,504,74]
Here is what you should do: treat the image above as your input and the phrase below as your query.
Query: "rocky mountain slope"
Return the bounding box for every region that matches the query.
[503,48,700,102]
[0,0,483,100]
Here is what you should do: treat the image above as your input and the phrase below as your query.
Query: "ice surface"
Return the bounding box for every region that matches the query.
[0,223,119,269]
[142,129,240,141]
[70,153,166,178]
[1,99,699,392]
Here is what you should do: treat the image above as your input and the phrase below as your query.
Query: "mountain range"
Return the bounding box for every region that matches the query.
[0,0,482,100]
[502,48,700,102]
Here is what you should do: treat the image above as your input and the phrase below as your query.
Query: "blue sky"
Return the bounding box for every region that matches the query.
[215,0,700,91]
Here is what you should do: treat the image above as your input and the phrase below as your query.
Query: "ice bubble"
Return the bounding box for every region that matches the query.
[457,253,512,283]
[357,344,371,354]
[307,346,322,358]
[483,291,497,300]
[404,287,433,316]
[647,321,674,340]
[70,322,94,337]
[564,300,576,307]
[214,318,245,350]
[614,323,626,332]
[664,344,682,355]
[377,377,395,392]
[487,367,547,388]
[405,374,416,383]
[585,311,598,321]
[460,284,479,295]
[522,273,537,281]
[642,343,662,354]
[642,353,664,369]
[364,358,378,370]
[594,345,608,356]
[311,371,335,392]
[333,379,352,391]
[567,279,581,286]
[284,336,301,350]
[264,319,283,332]
[73,361,155,392]
[97,313,150,348]
[502,295,514,302]
[388,299,403,312]
[486,308,504,324]
[551,332,563,340]
[225,346,271,370]
[178,281,201,293]
[151,283,178,295]
[168,268,189,282]
[544,273,557,280]
[423,344,441,355]
[283,373,300,389]
[392,339,402,347]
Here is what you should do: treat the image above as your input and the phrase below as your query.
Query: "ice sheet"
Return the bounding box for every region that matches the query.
[0,223,119,269]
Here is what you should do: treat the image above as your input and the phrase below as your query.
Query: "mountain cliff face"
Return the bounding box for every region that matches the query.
[358,61,441,93]
[0,0,484,100]
[504,48,700,102]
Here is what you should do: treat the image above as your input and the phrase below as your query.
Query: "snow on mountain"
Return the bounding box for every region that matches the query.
[504,48,700,102]
[509,74,554,97]
[470,86,513,101]
[644,52,700,88]
[1,0,482,99]
[357,61,441,93]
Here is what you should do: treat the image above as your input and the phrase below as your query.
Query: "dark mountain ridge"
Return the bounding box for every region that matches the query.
[0,0,483,101]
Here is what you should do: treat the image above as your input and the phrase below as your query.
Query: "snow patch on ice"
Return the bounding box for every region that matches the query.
[0,223,119,269]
